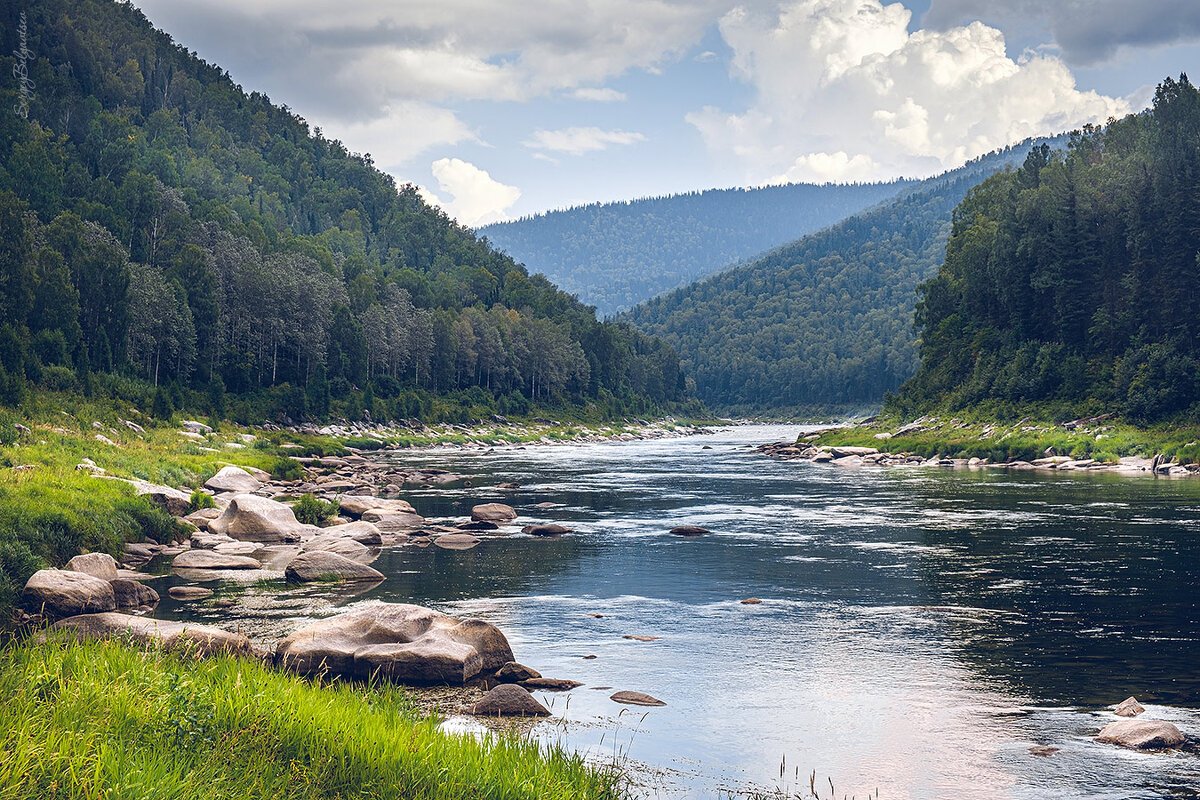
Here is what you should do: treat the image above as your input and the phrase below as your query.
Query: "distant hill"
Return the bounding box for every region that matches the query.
[480,181,915,316]
[627,139,1064,416]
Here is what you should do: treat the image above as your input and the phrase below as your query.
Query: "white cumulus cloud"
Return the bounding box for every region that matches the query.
[423,158,522,227]
[570,87,629,102]
[524,127,647,156]
[689,0,1130,184]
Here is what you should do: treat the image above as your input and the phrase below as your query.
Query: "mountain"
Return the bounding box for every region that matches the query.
[0,0,690,424]
[627,139,1063,416]
[893,77,1200,424]
[479,180,915,316]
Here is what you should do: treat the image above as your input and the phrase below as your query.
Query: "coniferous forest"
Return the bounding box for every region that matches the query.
[0,0,689,425]
[895,76,1200,424]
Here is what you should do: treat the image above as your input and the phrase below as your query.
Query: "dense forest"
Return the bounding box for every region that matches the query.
[894,76,1200,424]
[0,0,689,425]
[628,140,1057,415]
[480,180,914,315]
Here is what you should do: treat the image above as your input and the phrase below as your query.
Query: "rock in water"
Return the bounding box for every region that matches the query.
[1096,719,1185,749]
[54,612,255,657]
[204,465,262,494]
[300,534,374,562]
[610,690,666,707]
[339,497,416,518]
[669,525,709,537]
[471,503,517,523]
[361,510,426,531]
[1114,697,1145,717]
[521,677,582,691]
[284,551,384,583]
[434,533,480,550]
[169,586,214,601]
[172,550,262,570]
[207,494,314,542]
[495,661,542,683]
[111,578,159,609]
[65,553,120,582]
[521,524,572,536]
[23,570,116,617]
[470,684,550,717]
[276,603,514,684]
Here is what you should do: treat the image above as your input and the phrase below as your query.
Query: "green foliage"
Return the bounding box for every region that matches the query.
[187,489,216,513]
[482,180,916,315]
[152,386,174,420]
[898,77,1200,424]
[0,637,620,799]
[0,0,687,422]
[291,494,338,526]
[630,139,1058,414]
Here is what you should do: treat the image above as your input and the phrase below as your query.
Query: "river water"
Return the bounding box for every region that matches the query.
[162,424,1200,798]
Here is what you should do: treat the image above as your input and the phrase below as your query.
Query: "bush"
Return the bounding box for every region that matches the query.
[188,489,216,513]
[291,494,337,526]
[39,364,79,393]
[269,457,303,481]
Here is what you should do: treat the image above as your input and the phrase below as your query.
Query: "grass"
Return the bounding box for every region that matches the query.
[0,635,621,800]
[807,409,1200,464]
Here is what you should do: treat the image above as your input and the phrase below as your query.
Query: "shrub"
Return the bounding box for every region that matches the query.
[269,457,303,481]
[39,364,79,393]
[188,489,216,513]
[291,494,337,526]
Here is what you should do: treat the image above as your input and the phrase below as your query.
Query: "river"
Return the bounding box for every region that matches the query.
[160,424,1200,798]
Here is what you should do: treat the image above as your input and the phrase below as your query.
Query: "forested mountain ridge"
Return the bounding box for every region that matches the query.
[893,76,1200,424]
[480,180,915,316]
[0,0,689,425]
[627,139,1061,416]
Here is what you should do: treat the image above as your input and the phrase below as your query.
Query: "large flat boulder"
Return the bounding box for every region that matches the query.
[360,510,426,531]
[117,479,192,516]
[23,569,116,617]
[172,550,262,570]
[53,612,256,657]
[1096,719,1185,749]
[326,520,384,546]
[340,497,416,518]
[284,551,384,583]
[276,603,514,684]
[65,553,119,581]
[207,494,314,543]
[204,465,261,494]
[471,503,517,523]
[300,534,373,562]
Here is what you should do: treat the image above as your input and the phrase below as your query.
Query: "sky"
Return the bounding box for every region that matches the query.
[134,0,1200,226]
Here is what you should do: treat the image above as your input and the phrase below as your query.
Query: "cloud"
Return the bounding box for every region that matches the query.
[923,0,1200,65]
[689,0,1128,184]
[423,158,521,227]
[570,87,628,102]
[524,127,647,156]
[311,103,478,173]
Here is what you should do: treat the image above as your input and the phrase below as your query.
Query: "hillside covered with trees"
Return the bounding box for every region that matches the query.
[893,76,1200,424]
[480,180,914,315]
[628,140,1057,416]
[0,0,689,425]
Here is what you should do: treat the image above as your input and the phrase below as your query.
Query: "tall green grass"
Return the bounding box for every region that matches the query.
[0,636,621,800]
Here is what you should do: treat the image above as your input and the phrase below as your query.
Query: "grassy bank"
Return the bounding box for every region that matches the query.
[0,636,619,800]
[806,411,1200,465]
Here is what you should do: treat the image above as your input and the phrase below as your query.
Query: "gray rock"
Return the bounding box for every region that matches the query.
[521,677,582,691]
[23,569,116,617]
[284,551,384,583]
[361,510,426,531]
[1114,697,1145,717]
[53,612,255,657]
[471,503,517,523]
[204,465,262,494]
[469,684,550,717]
[1096,719,1184,749]
[172,550,262,570]
[521,524,572,536]
[207,494,314,543]
[434,533,480,550]
[669,525,708,537]
[610,690,666,707]
[495,661,541,682]
[168,586,214,601]
[65,553,119,582]
[111,578,159,609]
[276,603,514,684]
[339,497,416,518]
[300,534,373,562]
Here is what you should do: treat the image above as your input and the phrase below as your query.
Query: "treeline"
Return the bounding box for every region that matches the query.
[481,180,914,315]
[895,76,1200,423]
[0,0,689,424]
[628,141,1053,415]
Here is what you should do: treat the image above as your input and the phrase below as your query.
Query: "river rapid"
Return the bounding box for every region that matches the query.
[162,424,1200,798]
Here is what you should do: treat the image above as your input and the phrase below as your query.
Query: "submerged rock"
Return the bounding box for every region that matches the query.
[470,684,550,717]
[669,525,708,537]
[1096,719,1185,749]
[169,586,214,601]
[610,690,666,707]
[23,569,116,617]
[276,603,514,684]
[284,551,384,583]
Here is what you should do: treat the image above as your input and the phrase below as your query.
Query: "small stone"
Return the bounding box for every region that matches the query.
[623,634,660,642]
[469,684,550,717]
[522,524,572,536]
[521,677,582,691]
[1113,697,1145,717]
[669,525,709,537]
[582,654,597,660]
[495,661,541,683]
[610,690,665,707]
[740,597,763,605]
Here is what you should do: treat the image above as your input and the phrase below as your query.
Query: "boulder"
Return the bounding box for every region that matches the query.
[522,524,572,537]
[669,526,709,537]
[1096,719,1184,749]
[65,553,120,582]
[471,503,517,524]
[434,533,480,550]
[284,551,384,583]
[184,507,222,530]
[191,531,237,550]
[495,661,542,683]
[181,420,213,435]
[172,550,262,570]
[326,520,383,546]
[53,612,255,657]
[169,586,214,601]
[23,570,116,617]
[469,684,550,717]
[360,510,426,532]
[204,465,262,494]
[111,578,159,609]
[120,479,192,516]
[207,494,314,543]
[457,520,499,531]
[610,690,666,707]
[300,534,373,562]
[276,603,514,684]
[213,541,261,556]
[339,497,416,519]
[740,597,763,605]
[1114,697,1145,718]
[521,677,582,691]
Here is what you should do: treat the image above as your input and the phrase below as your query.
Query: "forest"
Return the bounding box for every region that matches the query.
[480,180,914,316]
[0,0,689,426]
[628,140,1055,415]
[893,76,1200,424]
